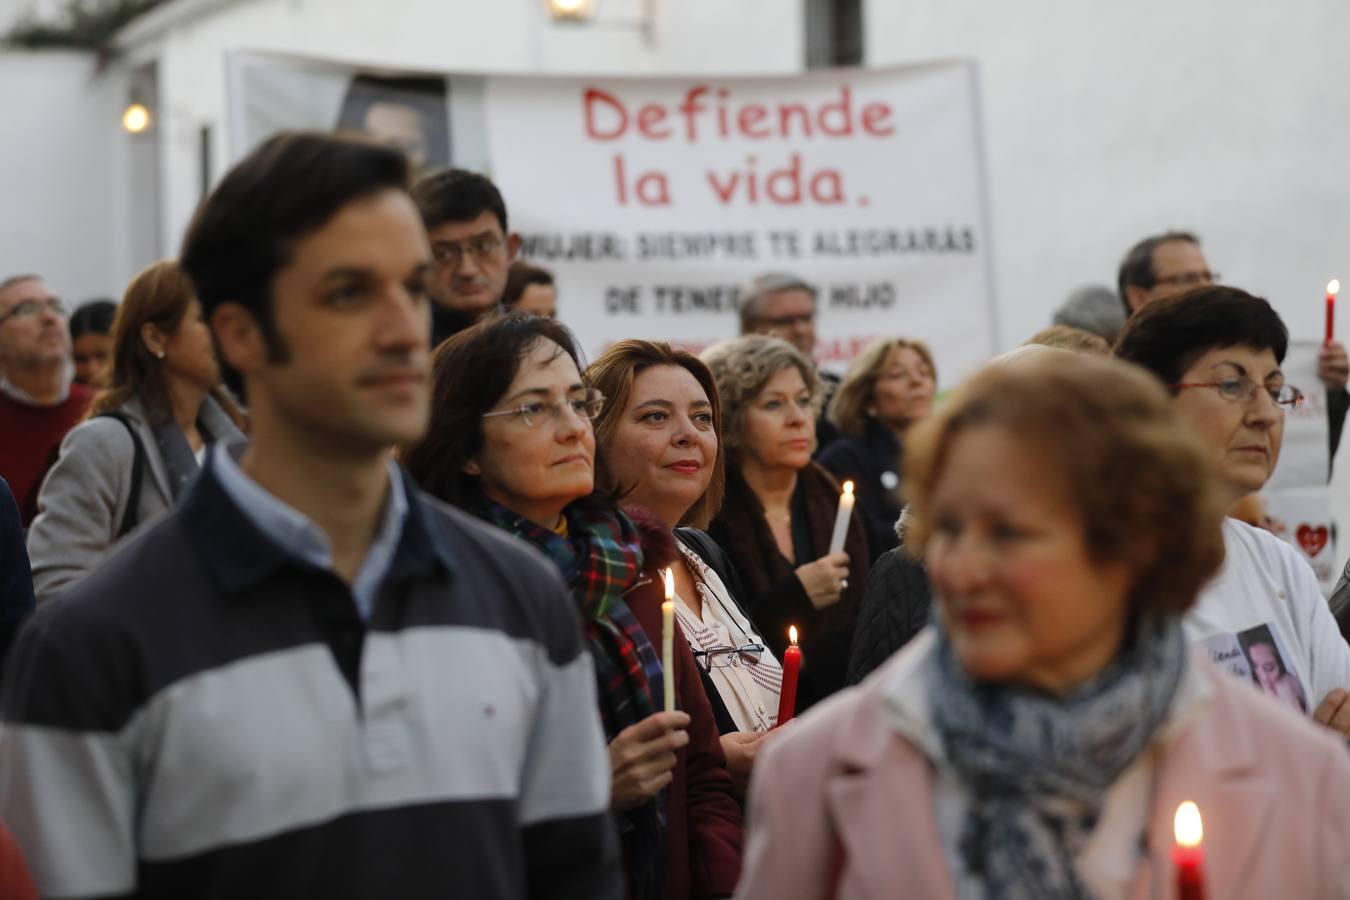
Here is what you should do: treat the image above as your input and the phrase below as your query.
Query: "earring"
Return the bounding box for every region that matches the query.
[155,351,166,359]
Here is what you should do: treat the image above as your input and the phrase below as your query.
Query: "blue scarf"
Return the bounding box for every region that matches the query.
[931,613,1186,900]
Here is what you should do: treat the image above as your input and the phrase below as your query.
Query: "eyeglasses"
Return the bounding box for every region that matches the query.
[0,297,65,326]
[482,389,606,427]
[690,643,765,673]
[1173,377,1303,410]
[431,233,505,269]
[1154,271,1219,288]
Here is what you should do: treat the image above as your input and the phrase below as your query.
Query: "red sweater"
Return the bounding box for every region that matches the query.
[0,383,92,526]
[0,821,38,899]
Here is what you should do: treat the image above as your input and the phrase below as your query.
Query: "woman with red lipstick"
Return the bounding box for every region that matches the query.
[700,335,867,714]
[404,314,742,899]
[1116,285,1350,737]
[737,352,1350,900]
[586,340,784,793]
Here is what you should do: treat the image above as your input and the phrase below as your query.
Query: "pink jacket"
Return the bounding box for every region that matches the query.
[737,650,1350,899]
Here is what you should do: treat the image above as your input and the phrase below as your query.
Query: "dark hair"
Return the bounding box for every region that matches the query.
[411,167,509,233]
[904,351,1225,617]
[1116,231,1200,315]
[69,299,118,338]
[402,311,585,515]
[584,340,726,529]
[502,262,554,308]
[1238,623,1287,671]
[1113,285,1288,389]
[180,131,410,369]
[334,73,450,169]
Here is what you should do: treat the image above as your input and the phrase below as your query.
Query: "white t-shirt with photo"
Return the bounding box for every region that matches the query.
[1184,517,1350,715]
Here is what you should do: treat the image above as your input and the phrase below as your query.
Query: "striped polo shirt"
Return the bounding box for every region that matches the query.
[0,460,621,899]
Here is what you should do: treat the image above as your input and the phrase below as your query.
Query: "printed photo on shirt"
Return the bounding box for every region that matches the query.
[1197,624,1309,715]
[1238,623,1308,714]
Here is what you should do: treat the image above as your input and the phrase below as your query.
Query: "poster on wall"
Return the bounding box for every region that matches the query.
[227,53,996,382]
[1262,340,1335,594]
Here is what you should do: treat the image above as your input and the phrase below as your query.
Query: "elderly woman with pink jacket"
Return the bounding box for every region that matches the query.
[738,352,1350,900]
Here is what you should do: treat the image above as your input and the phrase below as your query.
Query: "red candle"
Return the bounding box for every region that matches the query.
[1327,280,1340,345]
[1172,801,1206,900]
[775,626,801,727]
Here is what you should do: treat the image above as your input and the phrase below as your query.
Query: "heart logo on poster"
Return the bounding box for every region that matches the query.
[1296,524,1329,557]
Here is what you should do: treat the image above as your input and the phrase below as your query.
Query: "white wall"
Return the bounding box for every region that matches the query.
[867,0,1350,570]
[866,0,1350,350]
[0,50,157,302]
[135,0,805,257]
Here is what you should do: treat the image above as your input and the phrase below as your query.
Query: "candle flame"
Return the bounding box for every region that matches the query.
[788,625,798,645]
[662,568,674,601]
[842,480,854,496]
[1330,279,1341,296]
[1174,801,1203,848]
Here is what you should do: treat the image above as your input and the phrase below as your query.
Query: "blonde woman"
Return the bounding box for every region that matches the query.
[819,337,936,562]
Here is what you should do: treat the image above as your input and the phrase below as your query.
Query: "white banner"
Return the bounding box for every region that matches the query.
[1263,340,1334,593]
[485,65,996,379]
[226,55,997,385]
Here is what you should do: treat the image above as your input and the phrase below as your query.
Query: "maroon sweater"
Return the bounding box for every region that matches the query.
[627,511,743,899]
[0,384,92,526]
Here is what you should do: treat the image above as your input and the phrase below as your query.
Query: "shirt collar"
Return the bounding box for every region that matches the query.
[196,442,429,617]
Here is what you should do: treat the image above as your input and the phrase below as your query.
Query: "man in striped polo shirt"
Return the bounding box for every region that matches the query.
[0,132,620,899]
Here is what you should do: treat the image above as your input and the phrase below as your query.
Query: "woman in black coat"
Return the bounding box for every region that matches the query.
[818,337,937,564]
[702,335,869,713]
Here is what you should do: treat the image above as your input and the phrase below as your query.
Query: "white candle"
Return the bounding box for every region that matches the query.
[828,480,855,555]
[661,568,676,712]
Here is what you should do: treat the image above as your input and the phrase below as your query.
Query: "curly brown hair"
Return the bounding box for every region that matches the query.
[699,334,821,463]
[903,351,1225,616]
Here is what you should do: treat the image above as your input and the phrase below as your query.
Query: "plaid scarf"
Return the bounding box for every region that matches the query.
[488,501,668,898]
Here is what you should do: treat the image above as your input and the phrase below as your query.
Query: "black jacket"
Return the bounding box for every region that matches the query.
[816,418,904,565]
[0,477,34,677]
[845,546,933,686]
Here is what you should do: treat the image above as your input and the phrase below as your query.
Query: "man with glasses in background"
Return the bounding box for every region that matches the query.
[0,275,92,527]
[1119,230,1350,464]
[411,168,522,346]
[738,272,843,452]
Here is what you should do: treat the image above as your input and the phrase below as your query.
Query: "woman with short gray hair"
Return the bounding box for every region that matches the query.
[702,334,867,712]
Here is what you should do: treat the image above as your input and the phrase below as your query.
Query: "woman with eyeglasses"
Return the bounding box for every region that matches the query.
[1115,284,1350,737]
[818,336,938,564]
[737,351,1350,900]
[700,335,867,715]
[26,261,245,602]
[585,340,783,793]
[402,314,742,900]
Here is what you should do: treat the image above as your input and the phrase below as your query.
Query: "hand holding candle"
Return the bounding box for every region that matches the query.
[775,626,801,727]
[1327,280,1341,345]
[661,568,676,713]
[1172,800,1206,900]
[828,481,855,555]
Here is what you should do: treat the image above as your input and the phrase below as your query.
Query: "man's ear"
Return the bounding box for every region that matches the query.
[506,232,522,262]
[211,302,266,377]
[463,458,481,476]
